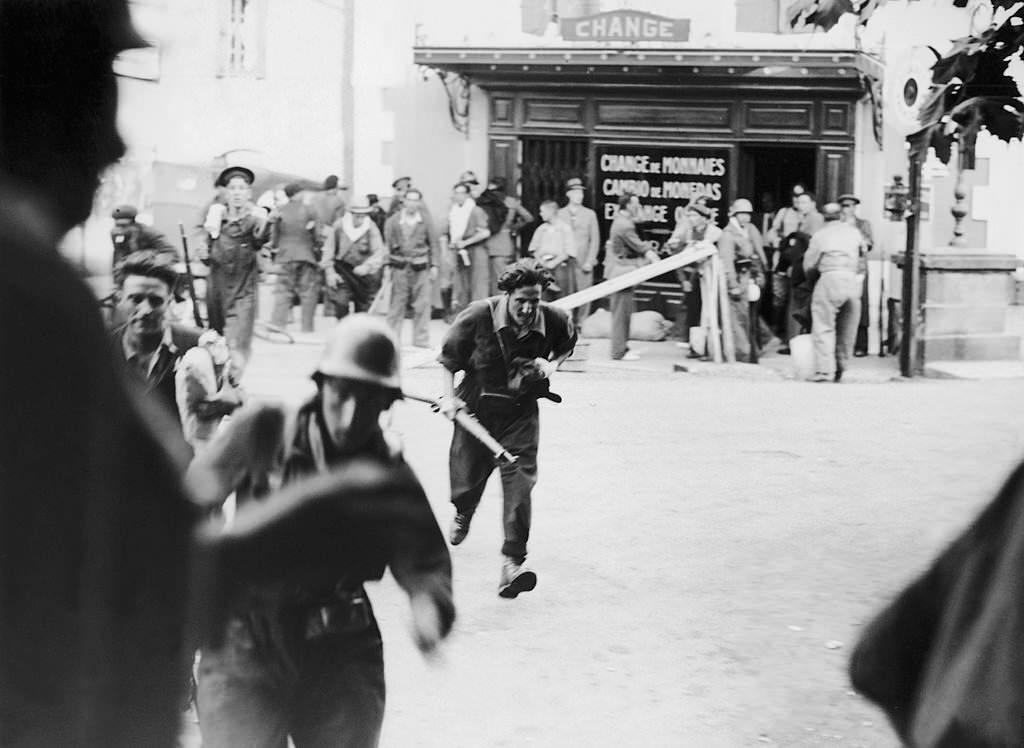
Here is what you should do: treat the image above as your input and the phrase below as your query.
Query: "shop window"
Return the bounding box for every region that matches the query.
[219,0,265,78]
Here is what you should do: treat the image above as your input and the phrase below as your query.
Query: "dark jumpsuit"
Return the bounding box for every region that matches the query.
[439,296,576,562]
[197,398,454,748]
[207,207,268,366]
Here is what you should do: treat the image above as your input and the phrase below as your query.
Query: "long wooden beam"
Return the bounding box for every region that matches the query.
[550,245,716,311]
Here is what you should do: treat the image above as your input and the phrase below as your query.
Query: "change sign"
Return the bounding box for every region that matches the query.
[595,144,731,241]
[561,10,690,42]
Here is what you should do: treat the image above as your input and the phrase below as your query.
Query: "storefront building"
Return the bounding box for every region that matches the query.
[414,4,886,338]
[412,1,1024,366]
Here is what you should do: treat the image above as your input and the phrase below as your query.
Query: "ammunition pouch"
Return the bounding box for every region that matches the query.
[303,589,373,640]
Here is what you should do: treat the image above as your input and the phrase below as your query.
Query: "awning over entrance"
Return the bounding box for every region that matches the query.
[413,45,883,94]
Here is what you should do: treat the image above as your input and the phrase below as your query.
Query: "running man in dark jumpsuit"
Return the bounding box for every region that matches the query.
[197,314,454,748]
[440,260,576,598]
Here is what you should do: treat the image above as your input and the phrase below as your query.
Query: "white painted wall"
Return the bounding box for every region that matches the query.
[118,0,346,177]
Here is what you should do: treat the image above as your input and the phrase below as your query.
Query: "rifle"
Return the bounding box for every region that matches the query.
[178,222,205,328]
[402,392,517,467]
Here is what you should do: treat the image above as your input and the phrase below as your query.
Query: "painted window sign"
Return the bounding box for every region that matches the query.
[594,145,731,236]
[561,10,691,42]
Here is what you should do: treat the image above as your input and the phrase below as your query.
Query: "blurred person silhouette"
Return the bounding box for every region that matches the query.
[0,5,449,747]
[0,2,201,744]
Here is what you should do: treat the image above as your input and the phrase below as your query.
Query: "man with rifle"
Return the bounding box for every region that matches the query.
[440,259,577,598]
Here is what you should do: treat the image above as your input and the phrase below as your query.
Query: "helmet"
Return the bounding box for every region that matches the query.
[729,198,754,215]
[316,314,402,391]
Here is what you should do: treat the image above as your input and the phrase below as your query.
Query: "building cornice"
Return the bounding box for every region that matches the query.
[414,46,884,90]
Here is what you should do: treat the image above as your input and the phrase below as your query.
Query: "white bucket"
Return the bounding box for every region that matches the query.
[689,327,706,357]
[790,334,815,379]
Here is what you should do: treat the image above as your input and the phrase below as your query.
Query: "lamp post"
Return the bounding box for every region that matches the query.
[900,143,924,378]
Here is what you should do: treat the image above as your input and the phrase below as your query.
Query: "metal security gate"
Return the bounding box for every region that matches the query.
[519,137,590,253]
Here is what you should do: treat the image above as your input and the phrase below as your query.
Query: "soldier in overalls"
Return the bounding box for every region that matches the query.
[203,166,269,371]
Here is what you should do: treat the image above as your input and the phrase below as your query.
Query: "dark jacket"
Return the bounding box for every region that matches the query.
[112,323,200,428]
[439,295,577,408]
[226,398,455,657]
[383,210,438,266]
[851,458,1024,747]
[271,200,318,265]
[2,185,197,747]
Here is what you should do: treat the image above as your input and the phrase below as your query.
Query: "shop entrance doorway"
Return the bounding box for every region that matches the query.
[739,145,817,238]
[518,137,589,252]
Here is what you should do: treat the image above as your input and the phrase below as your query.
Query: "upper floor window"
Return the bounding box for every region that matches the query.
[219,0,265,77]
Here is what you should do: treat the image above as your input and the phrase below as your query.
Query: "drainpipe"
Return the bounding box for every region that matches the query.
[342,0,355,188]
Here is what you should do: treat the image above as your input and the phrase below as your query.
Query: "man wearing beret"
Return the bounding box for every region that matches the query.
[110,203,179,287]
[203,165,270,370]
[838,194,875,356]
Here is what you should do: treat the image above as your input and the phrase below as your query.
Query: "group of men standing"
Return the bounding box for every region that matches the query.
[597,182,874,379]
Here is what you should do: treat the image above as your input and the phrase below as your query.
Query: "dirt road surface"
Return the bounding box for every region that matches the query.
[183,324,1024,747]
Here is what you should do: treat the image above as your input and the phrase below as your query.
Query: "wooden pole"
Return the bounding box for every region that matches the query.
[717,255,736,363]
[705,258,722,363]
[551,244,715,311]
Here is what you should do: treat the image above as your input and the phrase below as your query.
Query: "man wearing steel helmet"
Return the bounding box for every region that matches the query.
[440,260,576,597]
[197,313,455,747]
[718,198,768,362]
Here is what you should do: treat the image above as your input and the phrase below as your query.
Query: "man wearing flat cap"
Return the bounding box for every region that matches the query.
[203,165,270,370]
[838,194,875,356]
[270,183,320,333]
[321,200,386,319]
[110,203,179,287]
[557,178,600,327]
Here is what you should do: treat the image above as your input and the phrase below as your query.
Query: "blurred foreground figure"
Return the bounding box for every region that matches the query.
[0,2,198,744]
[0,4,447,747]
[196,315,454,747]
[850,460,1024,746]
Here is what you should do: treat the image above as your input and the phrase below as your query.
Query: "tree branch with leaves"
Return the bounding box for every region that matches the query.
[790,0,1024,162]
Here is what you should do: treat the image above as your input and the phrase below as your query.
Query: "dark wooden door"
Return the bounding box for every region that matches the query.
[816,144,853,204]
[518,137,590,253]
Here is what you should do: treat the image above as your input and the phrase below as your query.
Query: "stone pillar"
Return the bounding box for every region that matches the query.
[894,248,1023,370]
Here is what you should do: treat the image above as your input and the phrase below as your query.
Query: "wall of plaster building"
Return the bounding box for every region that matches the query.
[117,0,345,178]
[868,0,1006,253]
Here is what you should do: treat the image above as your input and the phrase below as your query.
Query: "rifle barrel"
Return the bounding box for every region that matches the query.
[178,222,204,328]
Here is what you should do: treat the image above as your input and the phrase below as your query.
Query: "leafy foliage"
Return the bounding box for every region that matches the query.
[791,0,1024,162]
